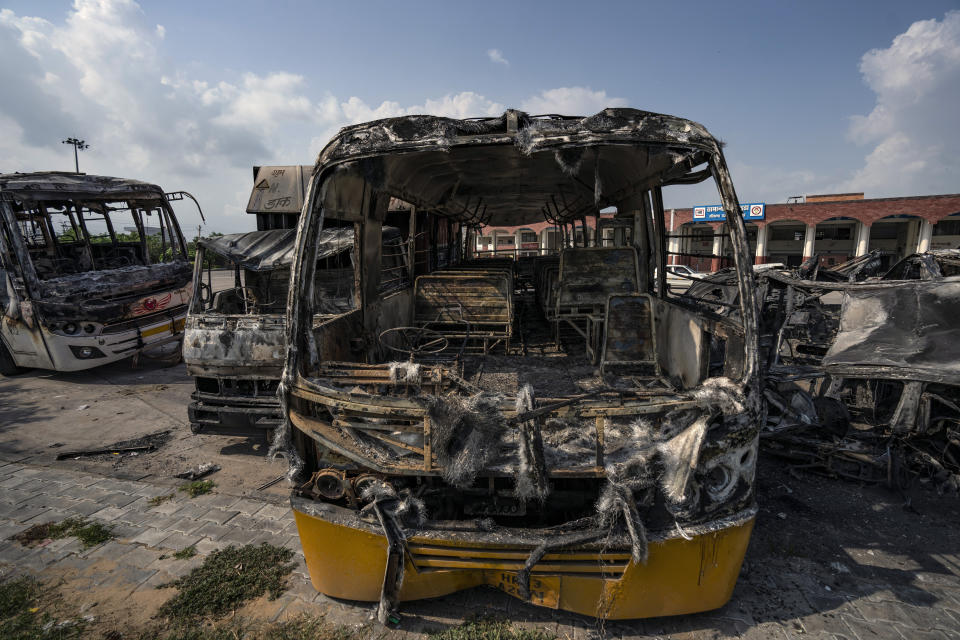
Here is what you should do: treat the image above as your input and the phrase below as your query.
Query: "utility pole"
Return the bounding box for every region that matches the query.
[61,137,89,173]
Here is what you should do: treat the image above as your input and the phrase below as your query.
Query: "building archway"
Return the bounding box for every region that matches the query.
[678,221,716,271]
[490,229,514,256]
[515,228,539,256]
[540,226,560,254]
[932,211,960,250]
[765,219,807,267]
[868,214,923,270]
[813,217,857,266]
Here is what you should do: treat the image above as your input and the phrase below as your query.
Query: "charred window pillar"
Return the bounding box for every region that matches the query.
[358,187,386,344]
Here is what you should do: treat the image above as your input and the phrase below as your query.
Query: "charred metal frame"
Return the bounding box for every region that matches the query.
[278,109,762,621]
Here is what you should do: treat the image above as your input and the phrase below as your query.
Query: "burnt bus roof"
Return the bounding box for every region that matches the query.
[315,108,719,228]
[199,229,299,271]
[199,226,403,271]
[0,172,165,200]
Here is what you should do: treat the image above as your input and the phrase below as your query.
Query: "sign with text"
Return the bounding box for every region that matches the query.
[692,203,765,221]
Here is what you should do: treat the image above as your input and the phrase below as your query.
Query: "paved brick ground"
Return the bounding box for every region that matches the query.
[1,455,959,639]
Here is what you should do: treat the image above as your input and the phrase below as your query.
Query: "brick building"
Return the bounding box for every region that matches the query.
[476,192,960,272]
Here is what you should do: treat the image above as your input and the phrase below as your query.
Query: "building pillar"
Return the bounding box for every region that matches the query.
[855,222,871,257]
[802,223,816,262]
[667,232,680,265]
[917,220,934,253]
[710,224,724,272]
[754,224,768,265]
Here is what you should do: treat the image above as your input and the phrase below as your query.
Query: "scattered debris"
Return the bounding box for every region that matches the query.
[178,480,216,497]
[174,462,220,481]
[157,543,295,621]
[54,430,171,462]
[256,475,285,491]
[56,444,156,460]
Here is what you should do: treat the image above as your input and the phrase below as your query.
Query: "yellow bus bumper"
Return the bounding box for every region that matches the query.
[292,500,754,619]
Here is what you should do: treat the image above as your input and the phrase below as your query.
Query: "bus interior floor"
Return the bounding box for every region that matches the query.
[459,293,598,398]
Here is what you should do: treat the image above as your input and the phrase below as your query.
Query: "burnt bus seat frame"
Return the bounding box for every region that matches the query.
[600,293,659,379]
[553,246,641,363]
[413,271,513,354]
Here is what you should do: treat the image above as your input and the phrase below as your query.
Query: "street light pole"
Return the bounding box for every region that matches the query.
[61,137,89,173]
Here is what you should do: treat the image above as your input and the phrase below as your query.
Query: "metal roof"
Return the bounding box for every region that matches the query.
[313,108,719,228]
[0,172,165,199]
[199,226,402,271]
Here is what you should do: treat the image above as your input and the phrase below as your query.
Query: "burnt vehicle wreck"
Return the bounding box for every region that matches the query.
[184,226,406,436]
[688,252,960,495]
[0,172,197,374]
[276,108,763,621]
[759,264,960,495]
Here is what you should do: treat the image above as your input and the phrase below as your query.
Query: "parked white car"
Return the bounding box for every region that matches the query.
[658,264,705,293]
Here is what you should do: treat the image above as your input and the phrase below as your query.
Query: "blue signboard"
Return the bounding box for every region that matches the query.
[692,202,765,221]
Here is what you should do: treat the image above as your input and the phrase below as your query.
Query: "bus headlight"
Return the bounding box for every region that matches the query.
[69,345,106,359]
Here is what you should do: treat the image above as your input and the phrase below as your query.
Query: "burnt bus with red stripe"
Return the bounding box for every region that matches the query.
[0,172,195,374]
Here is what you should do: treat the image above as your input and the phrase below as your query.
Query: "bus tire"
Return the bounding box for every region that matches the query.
[0,341,27,376]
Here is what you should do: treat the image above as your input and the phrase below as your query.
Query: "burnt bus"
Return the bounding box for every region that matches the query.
[184,225,407,436]
[279,109,761,621]
[0,173,197,374]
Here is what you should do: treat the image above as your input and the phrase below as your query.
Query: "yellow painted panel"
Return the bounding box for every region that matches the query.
[292,507,754,619]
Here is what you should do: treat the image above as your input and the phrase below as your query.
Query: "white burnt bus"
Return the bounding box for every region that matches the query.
[0,172,196,375]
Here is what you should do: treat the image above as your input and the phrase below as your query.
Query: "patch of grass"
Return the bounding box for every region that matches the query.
[71,521,114,548]
[148,493,176,507]
[178,480,215,498]
[9,523,56,547]
[10,518,113,549]
[0,576,88,640]
[260,615,360,640]
[133,615,360,640]
[0,576,39,619]
[428,617,556,640]
[172,545,197,560]
[158,543,295,622]
[146,625,247,640]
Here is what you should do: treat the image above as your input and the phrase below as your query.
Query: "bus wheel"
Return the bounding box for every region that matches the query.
[0,341,27,376]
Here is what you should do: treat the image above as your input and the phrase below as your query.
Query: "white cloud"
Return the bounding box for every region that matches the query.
[521,87,627,115]
[487,48,509,66]
[0,2,622,233]
[841,10,960,196]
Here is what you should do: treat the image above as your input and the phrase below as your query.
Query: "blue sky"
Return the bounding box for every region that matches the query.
[1,1,958,232]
